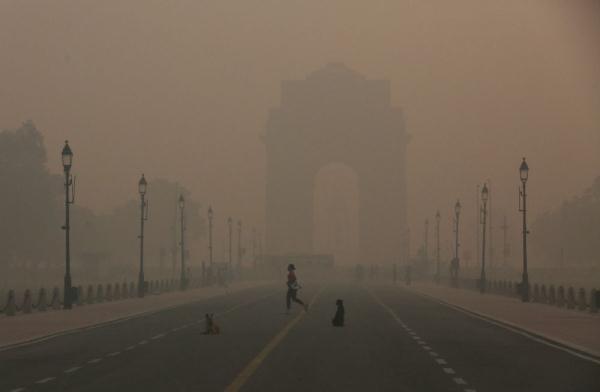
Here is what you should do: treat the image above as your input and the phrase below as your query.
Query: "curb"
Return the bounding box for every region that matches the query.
[397,285,600,365]
[0,283,273,353]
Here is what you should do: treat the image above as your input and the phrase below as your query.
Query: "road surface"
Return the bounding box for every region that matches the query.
[1,283,599,391]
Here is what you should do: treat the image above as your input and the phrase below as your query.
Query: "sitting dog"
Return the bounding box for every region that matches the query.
[331,299,345,327]
[203,313,221,335]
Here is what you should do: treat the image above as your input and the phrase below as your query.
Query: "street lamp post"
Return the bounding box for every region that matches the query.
[435,211,441,284]
[452,200,461,287]
[424,219,429,262]
[519,158,530,302]
[179,195,186,290]
[228,217,233,272]
[237,220,242,274]
[480,184,489,294]
[208,206,214,283]
[61,141,75,309]
[138,175,148,297]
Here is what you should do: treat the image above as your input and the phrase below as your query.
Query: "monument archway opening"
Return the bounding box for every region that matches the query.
[313,163,360,266]
[264,63,409,265]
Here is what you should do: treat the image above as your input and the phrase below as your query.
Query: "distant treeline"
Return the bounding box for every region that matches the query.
[530,176,600,267]
[0,121,205,287]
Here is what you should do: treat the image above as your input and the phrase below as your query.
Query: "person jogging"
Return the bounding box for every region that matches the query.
[286,264,308,313]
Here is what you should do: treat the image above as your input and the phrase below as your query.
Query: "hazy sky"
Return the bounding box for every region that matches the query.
[1,0,599,261]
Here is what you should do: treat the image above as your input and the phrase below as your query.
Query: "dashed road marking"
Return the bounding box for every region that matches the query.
[88,358,102,364]
[125,345,135,351]
[107,351,121,357]
[151,333,165,340]
[368,289,477,392]
[64,366,82,374]
[9,388,26,392]
[138,340,148,345]
[35,377,55,384]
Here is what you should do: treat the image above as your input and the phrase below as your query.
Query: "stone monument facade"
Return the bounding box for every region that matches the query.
[264,63,409,265]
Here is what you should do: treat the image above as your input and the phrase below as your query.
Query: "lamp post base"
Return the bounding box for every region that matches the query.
[521,272,530,302]
[63,274,72,310]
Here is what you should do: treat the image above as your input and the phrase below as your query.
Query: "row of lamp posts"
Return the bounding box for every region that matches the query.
[61,141,250,308]
[430,158,530,302]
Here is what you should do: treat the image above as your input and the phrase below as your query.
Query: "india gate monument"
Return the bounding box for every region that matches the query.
[264,63,409,266]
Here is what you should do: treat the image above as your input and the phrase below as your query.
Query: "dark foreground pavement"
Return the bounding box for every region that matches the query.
[1,283,599,392]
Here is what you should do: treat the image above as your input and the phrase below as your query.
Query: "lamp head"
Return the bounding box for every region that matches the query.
[520,157,529,182]
[61,140,73,171]
[138,174,147,195]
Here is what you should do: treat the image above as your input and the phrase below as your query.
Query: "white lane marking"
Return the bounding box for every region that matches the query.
[138,340,148,345]
[409,332,417,335]
[64,366,82,374]
[151,333,165,340]
[412,336,420,340]
[9,388,26,392]
[423,346,432,351]
[88,358,102,364]
[429,351,438,357]
[454,378,467,385]
[35,377,55,384]
[171,328,180,332]
[125,345,135,351]
[107,351,121,357]
[443,368,456,374]
[435,358,447,365]
[465,389,477,392]
[405,287,600,366]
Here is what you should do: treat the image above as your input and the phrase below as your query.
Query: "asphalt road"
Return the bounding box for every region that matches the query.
[1,283,599,392]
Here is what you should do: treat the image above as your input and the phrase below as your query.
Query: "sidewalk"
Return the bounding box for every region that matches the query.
[402,283,600,359]
[0,281,275,351]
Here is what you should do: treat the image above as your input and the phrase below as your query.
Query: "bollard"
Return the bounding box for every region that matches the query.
[113,283,121,300]
[533,284,539,302]
[590,289,598,313]
[567,287,575,309]
[129,282,135,298]
[540,285,547,304]
[549,285,556,305]
[5,290,17,316]
[121,282,128,299]
[87,285,95,304]
[96,284,104,303]
[105,284,113,301]
[37,288,47,311]
[22,289,33,314]
[557,286,565,307]
[577,288,587,311]
[77,285,84,306]
[51,287,61,310]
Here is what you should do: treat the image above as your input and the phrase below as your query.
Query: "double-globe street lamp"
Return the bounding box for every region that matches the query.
[228,217,233,273]
[138,175,148,297]
[237,220,243,274]
[480,183,489,294]
[435,210,441,284]
[208,206,214,283]
[452,200,461,287]
[179,195,186,290]
[519,158,530,302]
[61,141,75,309]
